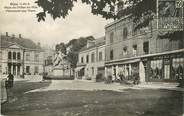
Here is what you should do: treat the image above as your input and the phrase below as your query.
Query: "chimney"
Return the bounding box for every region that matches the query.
[19,34,21,38]
[6,32,8,36]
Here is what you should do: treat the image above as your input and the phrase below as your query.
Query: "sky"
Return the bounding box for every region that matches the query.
[0,0,112,48]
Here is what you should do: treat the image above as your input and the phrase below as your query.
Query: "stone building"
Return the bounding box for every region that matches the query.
[75,37,105,81]
[0,32,44,78]
[105,1,184,82]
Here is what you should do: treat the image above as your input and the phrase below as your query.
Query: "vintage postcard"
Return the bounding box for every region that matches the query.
[0,0,184,116]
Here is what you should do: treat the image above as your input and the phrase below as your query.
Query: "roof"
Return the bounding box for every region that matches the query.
[1,35,43,51]
[79,36,105,52]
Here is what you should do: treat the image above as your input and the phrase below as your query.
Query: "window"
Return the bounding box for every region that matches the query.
[26,53,30,61]
[35,54,39,62]
[99,52,103,61]
[13,52,16,59]
[133,45,137,56]
[92,67,94,75]
[81,57,84,63]
[110,49,114,60]
[110,32,114,43]
[143,41,149,54]
[34,66,39,74]
[91,53,95,63]
[123,27,128,39]
[26,66,30,74]
[86,55,89,63]
[150,60,163,79]
[17,52,21,60]
[8,52,11,59]
[17,65,20,75]
[123,46,128,55]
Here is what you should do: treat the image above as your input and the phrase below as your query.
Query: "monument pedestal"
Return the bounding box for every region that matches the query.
[53,68,64,76]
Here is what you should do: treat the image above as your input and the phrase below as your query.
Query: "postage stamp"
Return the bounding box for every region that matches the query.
[157,0,183,31]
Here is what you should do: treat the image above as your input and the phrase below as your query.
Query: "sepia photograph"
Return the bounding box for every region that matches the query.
[0,0,184,116]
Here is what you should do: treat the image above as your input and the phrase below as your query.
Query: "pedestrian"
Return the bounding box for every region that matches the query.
[6,73,14,88]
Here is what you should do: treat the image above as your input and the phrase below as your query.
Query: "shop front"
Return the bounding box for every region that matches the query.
[144,52,184,82]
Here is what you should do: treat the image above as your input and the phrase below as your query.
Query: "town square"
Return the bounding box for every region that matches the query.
[1,0,184,115]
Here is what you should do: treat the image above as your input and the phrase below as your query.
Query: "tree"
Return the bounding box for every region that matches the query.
[35,0,157,29]
[55,42,66,54]
[55,36,95,68]
[35,0,183,40]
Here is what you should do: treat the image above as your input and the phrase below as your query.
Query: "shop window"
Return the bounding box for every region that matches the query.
[150,60,163,79]
[123,46,128,55]
[123,27,128,39]
[110,32,114,43]
[110,49,114,60]
[99,52,103,61]
[8,52,11,59]
[132,44,137,56]
[86,55,89,63]
[91,53,95,63]
[13,52,16,59]
[143,41,149,54]
[172,58,184,80]
[17,52,21,60]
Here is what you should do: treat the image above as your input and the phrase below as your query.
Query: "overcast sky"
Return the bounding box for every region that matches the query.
[0,0,112,48]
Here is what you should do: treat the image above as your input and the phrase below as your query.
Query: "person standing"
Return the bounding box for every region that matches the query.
[7,73,14,88]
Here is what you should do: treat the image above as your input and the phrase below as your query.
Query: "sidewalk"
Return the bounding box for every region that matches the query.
[75,80,184,92]
[136,82,184,92]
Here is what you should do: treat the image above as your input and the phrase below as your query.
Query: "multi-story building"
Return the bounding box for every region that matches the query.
[75,37,105,81]
[105,1,184,82]
[0,32,44,78]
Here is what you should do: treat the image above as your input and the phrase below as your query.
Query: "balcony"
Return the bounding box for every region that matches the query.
[8,59,23,63]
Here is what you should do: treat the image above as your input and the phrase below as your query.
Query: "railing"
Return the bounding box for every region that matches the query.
[8,59,23,63]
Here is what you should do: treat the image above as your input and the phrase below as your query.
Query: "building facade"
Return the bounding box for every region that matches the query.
[75,37,105,81]
[105,1,184,82]
[0,33,44,78]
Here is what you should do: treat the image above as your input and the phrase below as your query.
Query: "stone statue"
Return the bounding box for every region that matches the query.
[53,51,66,67]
